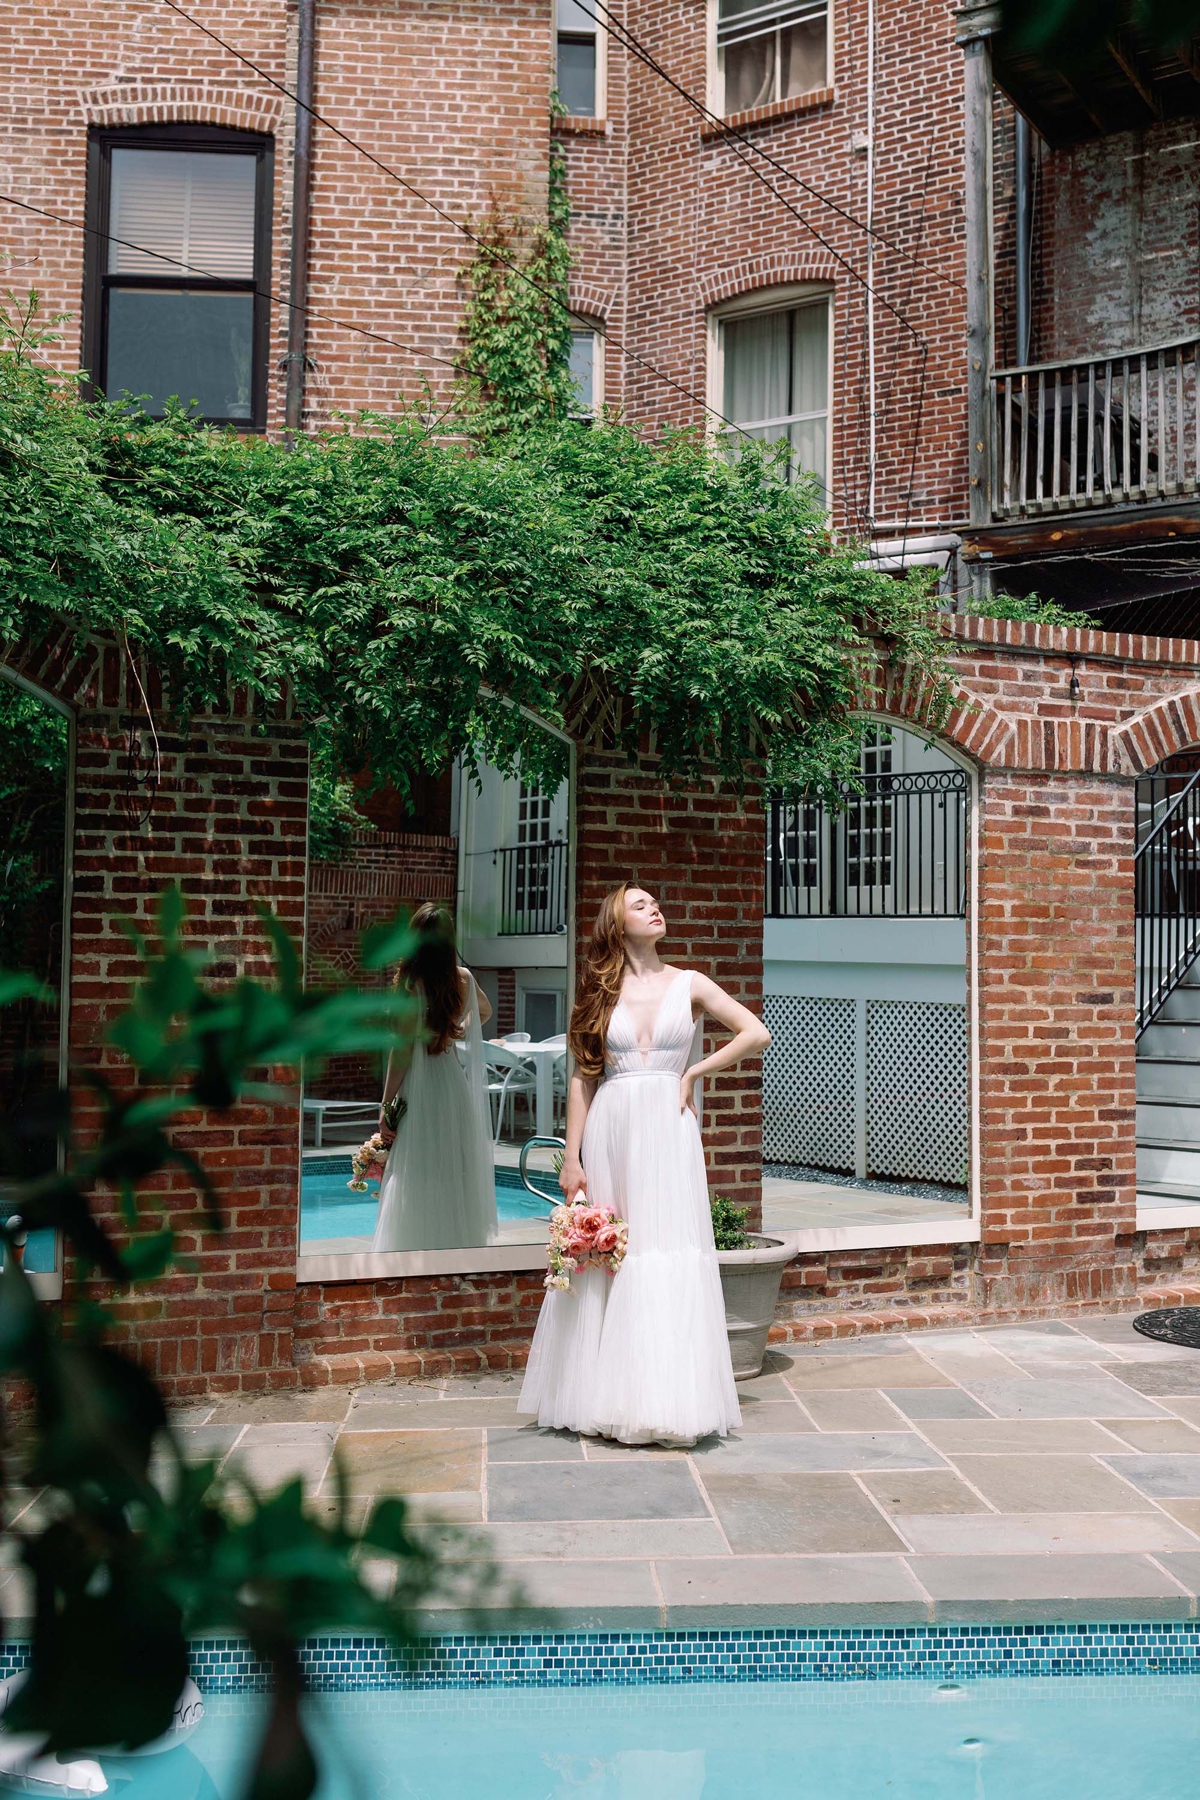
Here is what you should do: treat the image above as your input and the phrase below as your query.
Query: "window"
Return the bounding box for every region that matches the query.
[557,0,603,117]
[84,124,273,428]
[719,295,829,491]
[568,327,603,418]
[716,0,828,116]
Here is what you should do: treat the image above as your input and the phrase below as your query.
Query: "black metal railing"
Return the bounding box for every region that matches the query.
[1136,765,1200,1031]
[496,840,568,936]
[766,768,969,919]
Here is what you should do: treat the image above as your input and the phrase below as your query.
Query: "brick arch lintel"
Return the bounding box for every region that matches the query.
[1111,688,1200,775]
[1,629,108,712]
[79,84,285,135]
[568,283,614,324]
[857,660,1015,769]
[698,256,839,311]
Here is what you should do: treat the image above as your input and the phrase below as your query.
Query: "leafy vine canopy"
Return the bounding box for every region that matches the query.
[0,316,947,804]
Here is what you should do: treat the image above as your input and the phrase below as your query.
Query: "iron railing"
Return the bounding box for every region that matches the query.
[766,768,968,919]
[1136,764,1200,1031]
[991,335,1200,519]
[495,840,568,936]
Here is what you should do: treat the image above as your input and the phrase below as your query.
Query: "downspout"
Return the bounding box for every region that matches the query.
[1014,112,1031,367]
[865,0,877,527]
[285,0,316,443]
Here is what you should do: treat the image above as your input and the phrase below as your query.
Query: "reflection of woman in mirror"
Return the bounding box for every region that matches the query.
[371,903,498,1253]
[520,884,770,1445]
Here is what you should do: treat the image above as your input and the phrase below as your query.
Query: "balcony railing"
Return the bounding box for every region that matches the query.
[495,840,568,936]
[766,769,968,919]
[1136,762,1200,1031]
[991,335,1200,519]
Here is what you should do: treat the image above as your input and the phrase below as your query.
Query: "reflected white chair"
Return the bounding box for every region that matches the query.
[503,1031,532,1044]
[483,1044,537,1142]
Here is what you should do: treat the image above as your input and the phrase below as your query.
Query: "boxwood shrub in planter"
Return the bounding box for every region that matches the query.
[711,1195,795,1380]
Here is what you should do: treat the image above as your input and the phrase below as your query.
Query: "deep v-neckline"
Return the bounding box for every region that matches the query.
[619,967,687,1063]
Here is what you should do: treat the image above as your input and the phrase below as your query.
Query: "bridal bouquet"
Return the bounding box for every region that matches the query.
[348,1133,391,1191]
[544,1203,629,1293]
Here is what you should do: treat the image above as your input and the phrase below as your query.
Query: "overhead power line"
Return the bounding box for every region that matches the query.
[0,190,457,374]
[158,0,742,430]
[586,0,928,346]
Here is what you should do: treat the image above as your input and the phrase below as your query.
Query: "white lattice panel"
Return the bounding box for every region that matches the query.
[762,995,856,1171]
[866,1000,967,1184]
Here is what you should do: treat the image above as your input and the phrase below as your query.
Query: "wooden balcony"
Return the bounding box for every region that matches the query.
[990,337,1200,521]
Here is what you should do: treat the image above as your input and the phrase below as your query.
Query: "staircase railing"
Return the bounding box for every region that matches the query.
[1136,767,1200,1031]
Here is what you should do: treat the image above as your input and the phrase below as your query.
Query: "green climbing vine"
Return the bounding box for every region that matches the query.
[457,114,576,433]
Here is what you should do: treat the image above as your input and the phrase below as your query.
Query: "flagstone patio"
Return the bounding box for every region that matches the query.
[15,1313,1200,1633]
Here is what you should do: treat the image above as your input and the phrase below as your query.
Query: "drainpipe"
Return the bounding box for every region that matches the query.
[1014,112,1031,368]
[285,0,316,443]
[865,0,877,527]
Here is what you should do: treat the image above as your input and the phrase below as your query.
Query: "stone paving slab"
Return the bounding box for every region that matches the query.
[121,1310,1200,1629]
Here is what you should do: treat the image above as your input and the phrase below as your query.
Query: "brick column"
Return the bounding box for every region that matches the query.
[70,709,309,1396]
[574,746,765,1223]
[975,767,1139,1308]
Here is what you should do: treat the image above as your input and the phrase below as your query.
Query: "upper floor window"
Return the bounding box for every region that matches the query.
[557,0,603,117]
[716,0,828,116]
[568,326,604,418]
[84,124,273,428]
[718,294,830,493]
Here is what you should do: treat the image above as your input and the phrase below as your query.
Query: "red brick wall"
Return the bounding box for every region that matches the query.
[0,0,552,433]
[4,629,308,1396]
[19,618,1200,1396]
[574,741,765,1219]
[4,0,973,542]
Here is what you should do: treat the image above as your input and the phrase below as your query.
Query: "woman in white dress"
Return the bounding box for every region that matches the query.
[519,883,771,1446]
[371,903,498,1253]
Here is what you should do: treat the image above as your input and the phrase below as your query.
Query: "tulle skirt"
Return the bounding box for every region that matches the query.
[518,1070,741,1445]
[371,1044,497,1252]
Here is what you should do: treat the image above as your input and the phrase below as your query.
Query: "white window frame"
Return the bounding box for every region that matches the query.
[556,0,608,120]
[706,0,833,117]
[707,283,834,494]
[568,322,605,419]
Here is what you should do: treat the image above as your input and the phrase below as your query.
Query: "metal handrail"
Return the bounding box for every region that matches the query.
[494,839,568,937]
[1136,769,1200,1032]
[1136,766,1200,861]
[766,767,968,920]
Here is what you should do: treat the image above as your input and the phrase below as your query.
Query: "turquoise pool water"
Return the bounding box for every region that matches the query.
[73,1675,1200,1799]
[299,1157,556,1245]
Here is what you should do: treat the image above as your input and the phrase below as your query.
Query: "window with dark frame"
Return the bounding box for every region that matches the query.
[83,123,273,430]
[557,0,599,115]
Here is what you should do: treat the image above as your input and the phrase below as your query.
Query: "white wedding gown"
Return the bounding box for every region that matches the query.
[519,968,741,1445]
[371,971,497,1253]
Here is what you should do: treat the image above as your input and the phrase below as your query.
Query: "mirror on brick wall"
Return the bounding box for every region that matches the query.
[298,717,571,1275]
[0,674,70,1289]
[760,722,975,1241]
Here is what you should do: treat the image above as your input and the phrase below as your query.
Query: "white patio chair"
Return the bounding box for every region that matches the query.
[483,1044,537,1142]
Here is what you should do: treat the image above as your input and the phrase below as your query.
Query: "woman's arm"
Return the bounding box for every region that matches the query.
[378,1038,415,1142]
[559,1071,597,1202]
[680,972,771,1116]
[460,966,493,1027]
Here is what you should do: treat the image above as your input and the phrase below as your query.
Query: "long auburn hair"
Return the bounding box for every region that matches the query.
[396,902,463,1056]
[568,882,634,1080]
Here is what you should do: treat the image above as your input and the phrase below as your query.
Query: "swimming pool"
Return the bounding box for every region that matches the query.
[42,1657,1200,1800]
[299,1156,556,1246]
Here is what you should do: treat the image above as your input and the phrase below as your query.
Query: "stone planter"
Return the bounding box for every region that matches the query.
[717,1235,796,1380]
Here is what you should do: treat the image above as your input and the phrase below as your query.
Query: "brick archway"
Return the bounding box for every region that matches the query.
[1111,688,1200,775]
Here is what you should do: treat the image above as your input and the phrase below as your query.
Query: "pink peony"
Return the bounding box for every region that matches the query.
[592,1224,619,1254]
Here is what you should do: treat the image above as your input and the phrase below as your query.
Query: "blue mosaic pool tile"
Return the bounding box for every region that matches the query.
[7,1623,1200,1693]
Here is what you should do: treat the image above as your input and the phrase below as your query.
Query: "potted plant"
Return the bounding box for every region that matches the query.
[711,1195,795,1380]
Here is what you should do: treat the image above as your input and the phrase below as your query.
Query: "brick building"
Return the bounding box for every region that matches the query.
[7,1,1200,1389]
